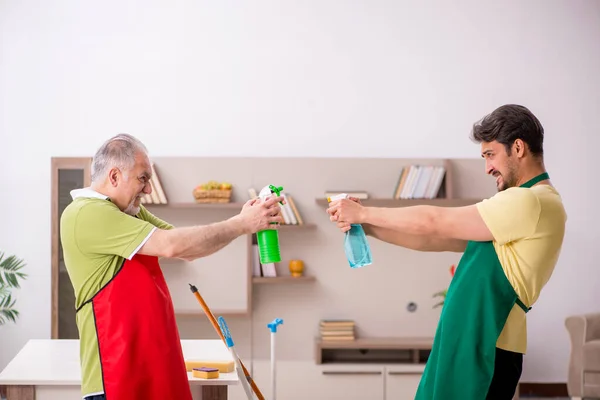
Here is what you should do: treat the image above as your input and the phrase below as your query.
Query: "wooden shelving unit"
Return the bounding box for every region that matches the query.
[253,276,316,284]
[145,204,316,230]
[145,202,245,209]
[278,223,317,230]
[146,203,314,228]
[315,337,434,364]
[315,198,482,208]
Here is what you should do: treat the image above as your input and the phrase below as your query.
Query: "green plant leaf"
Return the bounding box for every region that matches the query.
[0,292,19,324]
[0,251,27,325]
[0,252,27,289]
[432,300,445,309]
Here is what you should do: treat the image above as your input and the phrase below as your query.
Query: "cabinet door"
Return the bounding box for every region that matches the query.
[385,365,423,400]
[51,157,92,339]
[229,360,384,400]
[318,365,384,400]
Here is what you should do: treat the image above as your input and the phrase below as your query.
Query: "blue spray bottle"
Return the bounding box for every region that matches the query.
[328,193,373,268]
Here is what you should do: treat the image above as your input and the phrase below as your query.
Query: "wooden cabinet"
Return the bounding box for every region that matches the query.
[385,365,424,400]
[317,364,385,400]
[227,360,422,400]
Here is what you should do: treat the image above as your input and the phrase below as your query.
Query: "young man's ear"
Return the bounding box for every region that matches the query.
[513,139,525,158]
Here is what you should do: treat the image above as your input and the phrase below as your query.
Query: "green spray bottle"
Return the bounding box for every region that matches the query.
[256,184,284,264]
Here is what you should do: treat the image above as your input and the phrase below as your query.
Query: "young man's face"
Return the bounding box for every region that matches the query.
[481,141,518,192]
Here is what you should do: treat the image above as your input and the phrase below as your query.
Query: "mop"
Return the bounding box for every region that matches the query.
[267,318,283,400]
[218,316,254,399]
[189,283,265,400]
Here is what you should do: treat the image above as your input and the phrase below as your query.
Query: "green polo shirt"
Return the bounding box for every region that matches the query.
[60,188,173,397]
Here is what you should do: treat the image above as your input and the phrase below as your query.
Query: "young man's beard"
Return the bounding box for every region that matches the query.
[498,162,518,192]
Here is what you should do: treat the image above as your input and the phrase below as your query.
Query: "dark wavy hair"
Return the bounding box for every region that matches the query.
[470,104,544,157]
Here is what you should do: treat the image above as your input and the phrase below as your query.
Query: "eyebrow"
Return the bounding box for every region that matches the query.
[481,149,493,157]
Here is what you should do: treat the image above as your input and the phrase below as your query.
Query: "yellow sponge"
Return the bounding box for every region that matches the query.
[193,367,220,379]
[185,359,234,373]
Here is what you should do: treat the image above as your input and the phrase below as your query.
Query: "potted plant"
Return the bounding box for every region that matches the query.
[0,251,27,325]
[433,264,455,309]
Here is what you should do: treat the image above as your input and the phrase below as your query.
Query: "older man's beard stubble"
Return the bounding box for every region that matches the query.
[124,195,142,216]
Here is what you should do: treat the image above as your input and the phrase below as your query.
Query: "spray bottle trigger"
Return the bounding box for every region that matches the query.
[268,185,285,205]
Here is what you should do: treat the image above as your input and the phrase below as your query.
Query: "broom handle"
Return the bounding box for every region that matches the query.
[189,284,265,400]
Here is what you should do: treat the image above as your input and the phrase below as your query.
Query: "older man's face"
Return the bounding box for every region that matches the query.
[121,152,152,215]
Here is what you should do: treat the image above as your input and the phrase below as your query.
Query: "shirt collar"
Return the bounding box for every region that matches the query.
[70,187,110,201]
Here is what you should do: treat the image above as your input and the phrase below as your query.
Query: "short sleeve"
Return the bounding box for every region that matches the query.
[137,206,174,230]
[475,188,541,245]
[74,200,156,260]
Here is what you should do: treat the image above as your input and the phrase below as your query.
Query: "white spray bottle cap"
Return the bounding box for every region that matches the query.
[258,184,284,201]
[327,193,348,202]
[259,185,273,199]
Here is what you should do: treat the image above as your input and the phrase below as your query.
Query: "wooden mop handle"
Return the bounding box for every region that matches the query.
[189,284,265,400]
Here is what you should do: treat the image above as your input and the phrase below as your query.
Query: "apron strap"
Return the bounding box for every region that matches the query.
[514,173,546,314]
[519,172,549,188]
[516,297,531,313]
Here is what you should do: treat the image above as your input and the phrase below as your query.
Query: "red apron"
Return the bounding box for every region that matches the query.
[92,253,192,400]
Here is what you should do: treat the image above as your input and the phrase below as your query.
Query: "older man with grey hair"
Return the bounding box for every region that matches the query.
[60,133,283,400]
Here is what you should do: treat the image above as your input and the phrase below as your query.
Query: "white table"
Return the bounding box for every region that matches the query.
[0,339,239,400]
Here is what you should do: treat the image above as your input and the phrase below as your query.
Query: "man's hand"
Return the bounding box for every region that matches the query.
[237,196,284,234]
[327,196,364,233]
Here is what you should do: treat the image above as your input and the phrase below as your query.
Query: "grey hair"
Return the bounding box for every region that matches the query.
[91,133,148,183]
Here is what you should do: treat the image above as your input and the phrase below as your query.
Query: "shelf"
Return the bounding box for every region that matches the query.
[253,276,316,284]
[315,337,434,365]
[317,337,434,350]
[315,198,482,208]
[144,202,245,209]
[145,203,315,228]
[278,223,316,230]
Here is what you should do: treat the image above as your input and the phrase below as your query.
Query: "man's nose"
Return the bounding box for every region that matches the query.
[143,183,152,194]
[485,161,494,175]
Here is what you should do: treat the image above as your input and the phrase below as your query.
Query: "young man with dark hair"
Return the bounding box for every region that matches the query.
[327,104,567,399]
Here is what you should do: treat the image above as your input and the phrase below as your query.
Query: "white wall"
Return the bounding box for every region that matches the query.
[1,0,599,382]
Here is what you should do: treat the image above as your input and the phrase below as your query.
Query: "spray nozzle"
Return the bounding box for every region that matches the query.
[269,185,283,196]
[265,185,284,205]
[258,184,285,205]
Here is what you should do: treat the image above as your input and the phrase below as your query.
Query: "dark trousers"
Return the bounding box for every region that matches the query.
[486,347,523,399]
[84,396,105,400]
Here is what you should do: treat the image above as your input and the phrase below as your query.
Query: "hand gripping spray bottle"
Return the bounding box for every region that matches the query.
[256,184,284,264]
[328,193,373,268]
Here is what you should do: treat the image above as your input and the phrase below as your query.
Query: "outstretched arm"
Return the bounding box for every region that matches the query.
[361,204,494,242]
[362,223,467,252]
[139,196,284,261]
[327,198,493,247]
[328,189,543,251]
[140,216,248,261]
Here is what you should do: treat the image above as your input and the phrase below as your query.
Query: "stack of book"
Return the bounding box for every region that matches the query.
[319,320,355,341]
[392,164,446,199]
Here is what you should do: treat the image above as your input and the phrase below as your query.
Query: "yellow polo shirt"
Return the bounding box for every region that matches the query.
[475,184,566,354]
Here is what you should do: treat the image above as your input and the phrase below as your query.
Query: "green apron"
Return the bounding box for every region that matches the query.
[415,172,549,399]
